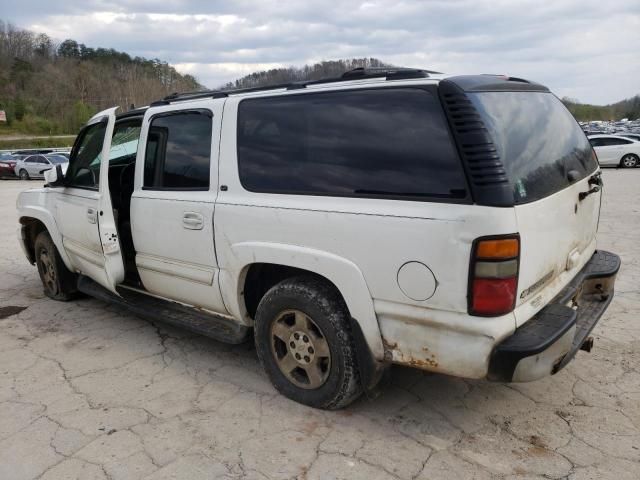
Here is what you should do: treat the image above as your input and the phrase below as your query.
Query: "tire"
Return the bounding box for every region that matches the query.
[254,275,362,409]
[620,154,638,168]
[34,231,77,301]
[19,169,29,180]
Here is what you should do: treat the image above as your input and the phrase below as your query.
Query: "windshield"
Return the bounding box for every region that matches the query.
[468,92,597,204]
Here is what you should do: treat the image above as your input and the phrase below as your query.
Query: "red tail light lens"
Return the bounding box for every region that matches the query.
[472,278,517,315]
[469,236,519,316]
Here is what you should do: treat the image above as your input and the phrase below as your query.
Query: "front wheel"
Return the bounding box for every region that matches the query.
[19,169,29,180]
[34,231,77,301]
[254,276,362,409]
[620,154,638,168]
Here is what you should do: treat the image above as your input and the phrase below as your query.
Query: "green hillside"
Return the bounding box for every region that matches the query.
[0,20,201,136]
[562,95,640,122]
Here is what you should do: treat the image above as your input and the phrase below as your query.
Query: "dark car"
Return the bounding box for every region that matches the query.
[0,153,18,178]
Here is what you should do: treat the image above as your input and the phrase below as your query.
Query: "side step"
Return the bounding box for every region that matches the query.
[77,275,250,344]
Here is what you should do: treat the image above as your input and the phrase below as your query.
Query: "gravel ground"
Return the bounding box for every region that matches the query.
[1,173,639,480]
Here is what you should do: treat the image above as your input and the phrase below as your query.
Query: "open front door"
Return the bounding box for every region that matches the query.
[96,107,126,292]
[55,107,125,294]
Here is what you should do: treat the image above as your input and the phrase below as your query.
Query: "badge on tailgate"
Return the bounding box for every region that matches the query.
[520,269,555,300]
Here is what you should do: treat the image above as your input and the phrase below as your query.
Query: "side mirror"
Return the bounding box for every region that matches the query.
[44,164,65,188]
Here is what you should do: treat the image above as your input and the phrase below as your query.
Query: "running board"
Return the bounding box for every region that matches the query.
[77,275,250,344]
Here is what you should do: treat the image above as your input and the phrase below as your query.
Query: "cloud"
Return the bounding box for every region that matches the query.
[6,0,640,103]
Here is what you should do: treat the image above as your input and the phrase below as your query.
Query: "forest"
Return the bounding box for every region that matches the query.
[0,20,201,136]
[561,95,640,122]
[1,19,637,140]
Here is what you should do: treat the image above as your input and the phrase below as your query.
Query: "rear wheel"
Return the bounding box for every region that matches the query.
[19,169,29,180]
[34,231,77,301]
[620,154,638,168]
[254,276,362,409]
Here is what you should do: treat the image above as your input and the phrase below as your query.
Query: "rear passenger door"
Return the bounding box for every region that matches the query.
[599,138,630,166]
[130,101,228,314]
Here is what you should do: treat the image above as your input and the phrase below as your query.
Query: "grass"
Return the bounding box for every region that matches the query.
[0,137,75,150]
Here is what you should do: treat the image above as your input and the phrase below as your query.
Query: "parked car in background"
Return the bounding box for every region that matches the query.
[0,153,18,178]
[588,135,640,167]
[14,154,68,180]
[12,149,55,156]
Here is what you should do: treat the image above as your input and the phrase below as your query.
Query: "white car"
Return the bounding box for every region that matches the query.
[588,134,640,168]
[14,153,68,180]
[16,70,620,409]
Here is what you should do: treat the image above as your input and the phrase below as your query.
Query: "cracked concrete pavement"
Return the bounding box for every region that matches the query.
[1,173,639,480]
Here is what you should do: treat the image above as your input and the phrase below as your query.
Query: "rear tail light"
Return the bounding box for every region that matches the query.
[469,235,520,316]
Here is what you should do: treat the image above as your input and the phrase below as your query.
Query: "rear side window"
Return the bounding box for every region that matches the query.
[468,92,597,204]
[237,88,467,201]
[601,137,631,146]
[144,110,212,190]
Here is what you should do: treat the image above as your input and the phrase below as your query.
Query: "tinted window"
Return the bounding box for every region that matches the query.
[601,137,631,146]
[469,92,597,204]
[65,122,107,189]
[144,111,212,190]
[237,88,467,200]
[589,138,603,147]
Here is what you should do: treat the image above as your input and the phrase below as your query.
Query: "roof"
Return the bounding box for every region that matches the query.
[586,134,637,139]
[148,68,549,107]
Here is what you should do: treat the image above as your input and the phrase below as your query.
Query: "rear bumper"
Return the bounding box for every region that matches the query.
[488,250,620,382]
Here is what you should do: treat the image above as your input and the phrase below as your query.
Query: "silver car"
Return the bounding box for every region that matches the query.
[587,135,640,168]
[14,154,68,180]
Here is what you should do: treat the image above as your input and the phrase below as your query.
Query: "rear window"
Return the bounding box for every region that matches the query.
[237,88,468,201]
[468,92,597,204]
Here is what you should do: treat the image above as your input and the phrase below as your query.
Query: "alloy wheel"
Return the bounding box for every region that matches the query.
[270,309,331,389]
[622,155,638,168]
[38,249,59,296]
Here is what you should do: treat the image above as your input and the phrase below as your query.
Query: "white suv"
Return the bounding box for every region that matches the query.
[16,68,620,409]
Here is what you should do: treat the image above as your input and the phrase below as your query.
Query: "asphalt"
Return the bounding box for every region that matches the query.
[0,173,639,480]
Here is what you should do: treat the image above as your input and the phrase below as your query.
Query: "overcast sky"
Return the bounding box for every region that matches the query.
[5,0,640,104]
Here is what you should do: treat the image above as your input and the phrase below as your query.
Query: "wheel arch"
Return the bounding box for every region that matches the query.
[19,209,73,271]
[219,242,385,360]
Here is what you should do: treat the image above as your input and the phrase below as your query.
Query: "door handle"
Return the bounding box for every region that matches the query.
[87,207,97,224]
[182,212,204,230]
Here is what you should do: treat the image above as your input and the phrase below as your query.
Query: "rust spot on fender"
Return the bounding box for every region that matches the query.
[406,357,439,369]
[381,337,398,351]
[383,339,439,369]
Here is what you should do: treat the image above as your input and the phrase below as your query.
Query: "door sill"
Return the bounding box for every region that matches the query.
[77,275,250,344]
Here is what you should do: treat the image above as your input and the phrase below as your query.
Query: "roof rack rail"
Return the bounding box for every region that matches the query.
[149,66,441,106]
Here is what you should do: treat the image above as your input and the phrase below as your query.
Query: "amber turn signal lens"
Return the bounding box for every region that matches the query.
[476,238,519,259]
